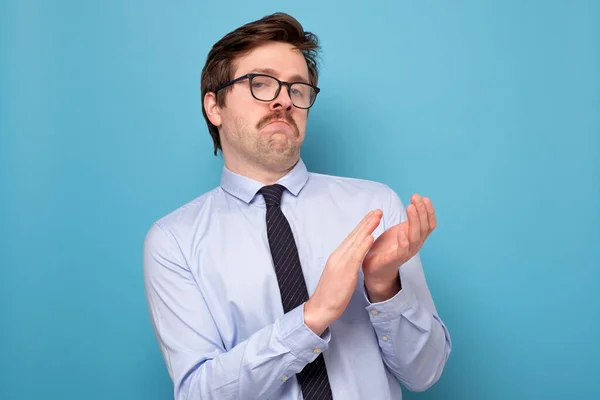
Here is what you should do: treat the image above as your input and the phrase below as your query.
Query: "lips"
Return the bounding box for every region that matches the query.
[257,111,299,136]
[267,120,290,127]
[265,120,294,135]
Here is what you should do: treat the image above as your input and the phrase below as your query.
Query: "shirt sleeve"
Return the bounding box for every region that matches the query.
[143,222,330,400]
[362,187,452,392]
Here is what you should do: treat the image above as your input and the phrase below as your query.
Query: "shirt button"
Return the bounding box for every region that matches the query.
[382,336,388,341]
[370,309,379,315]
[282,375,288,382]
[313,348,321,354]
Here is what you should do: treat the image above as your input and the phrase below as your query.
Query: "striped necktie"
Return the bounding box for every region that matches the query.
[259,184,334,400]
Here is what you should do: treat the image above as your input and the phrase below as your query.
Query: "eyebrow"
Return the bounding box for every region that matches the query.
[249,68,309,84]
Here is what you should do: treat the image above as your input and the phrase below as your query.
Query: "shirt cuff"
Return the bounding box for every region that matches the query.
[275,303,331,368]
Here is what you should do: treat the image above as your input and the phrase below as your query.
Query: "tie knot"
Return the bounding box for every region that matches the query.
[259,184,285,208]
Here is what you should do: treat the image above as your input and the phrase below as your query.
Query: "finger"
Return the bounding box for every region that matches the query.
[358,209,382,234]
[414,195,430,239]
[400,228,409,249]
[351,210,381,249]
[394,228,410,260]
[342,211,373,246]
[353,233,375,265]
[407,203,421,245]
[423,197,437,232]
[347,215,380,267]
[330,216,370,267]
[340,210,381,253]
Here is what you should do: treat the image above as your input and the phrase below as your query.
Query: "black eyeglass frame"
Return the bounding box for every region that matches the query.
[214,73,321,109]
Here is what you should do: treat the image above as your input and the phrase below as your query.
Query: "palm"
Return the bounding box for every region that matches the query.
[362,194,437,279]
[363,223,409,273]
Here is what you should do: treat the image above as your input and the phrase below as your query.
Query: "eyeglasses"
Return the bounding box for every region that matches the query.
[214,73,320,109]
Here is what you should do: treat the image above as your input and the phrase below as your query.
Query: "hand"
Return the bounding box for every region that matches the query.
[362,194,437,298]
[304,209,383,335]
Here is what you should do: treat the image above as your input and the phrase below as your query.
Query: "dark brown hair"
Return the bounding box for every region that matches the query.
[200,12,321,155]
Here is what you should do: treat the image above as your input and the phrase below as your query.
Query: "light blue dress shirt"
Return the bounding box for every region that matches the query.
[143,158,452,400]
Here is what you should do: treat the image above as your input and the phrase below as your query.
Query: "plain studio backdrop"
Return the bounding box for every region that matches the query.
[1,1,598,399]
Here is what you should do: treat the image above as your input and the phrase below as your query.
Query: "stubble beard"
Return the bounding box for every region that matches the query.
[243,110,302,170]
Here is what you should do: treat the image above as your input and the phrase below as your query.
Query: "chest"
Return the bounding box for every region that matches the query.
[187,201,381,348]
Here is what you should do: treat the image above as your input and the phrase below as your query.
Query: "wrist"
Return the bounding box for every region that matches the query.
[303,299,330,336]
[365,273,402,303]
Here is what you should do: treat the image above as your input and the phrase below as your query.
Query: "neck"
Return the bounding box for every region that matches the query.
[224,155,299,185]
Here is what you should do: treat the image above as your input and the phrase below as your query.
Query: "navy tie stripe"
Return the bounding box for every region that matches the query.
[259,184,333,400]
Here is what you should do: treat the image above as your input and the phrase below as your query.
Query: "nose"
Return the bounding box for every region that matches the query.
[269,86,293,111]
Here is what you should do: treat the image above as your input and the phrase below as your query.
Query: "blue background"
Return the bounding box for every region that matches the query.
[1,1,598,399]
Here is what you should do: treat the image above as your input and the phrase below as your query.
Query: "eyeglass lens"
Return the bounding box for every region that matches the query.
[250,75,316,108]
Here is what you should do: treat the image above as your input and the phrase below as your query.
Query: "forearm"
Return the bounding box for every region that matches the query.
[364,187,451,390]
[161,304,329,400]
[144,223,329,400]
[364,273,402,304]
[365,282,451,392]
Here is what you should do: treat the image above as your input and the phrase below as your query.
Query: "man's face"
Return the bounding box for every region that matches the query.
[208,41,311,172]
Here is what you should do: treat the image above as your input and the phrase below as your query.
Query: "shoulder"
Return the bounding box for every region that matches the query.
[306,171,407,226]
[307,171,400,201]
[143,186,224,247]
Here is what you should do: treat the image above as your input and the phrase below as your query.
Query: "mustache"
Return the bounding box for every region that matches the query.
[256,111,299,134]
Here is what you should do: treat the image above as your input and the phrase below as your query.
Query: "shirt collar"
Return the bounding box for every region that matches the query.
[220,157,309,204]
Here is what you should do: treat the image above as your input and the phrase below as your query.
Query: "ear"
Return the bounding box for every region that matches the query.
[204,92,222,127]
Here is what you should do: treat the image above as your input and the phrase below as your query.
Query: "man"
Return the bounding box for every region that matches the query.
[144,12,451,400]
